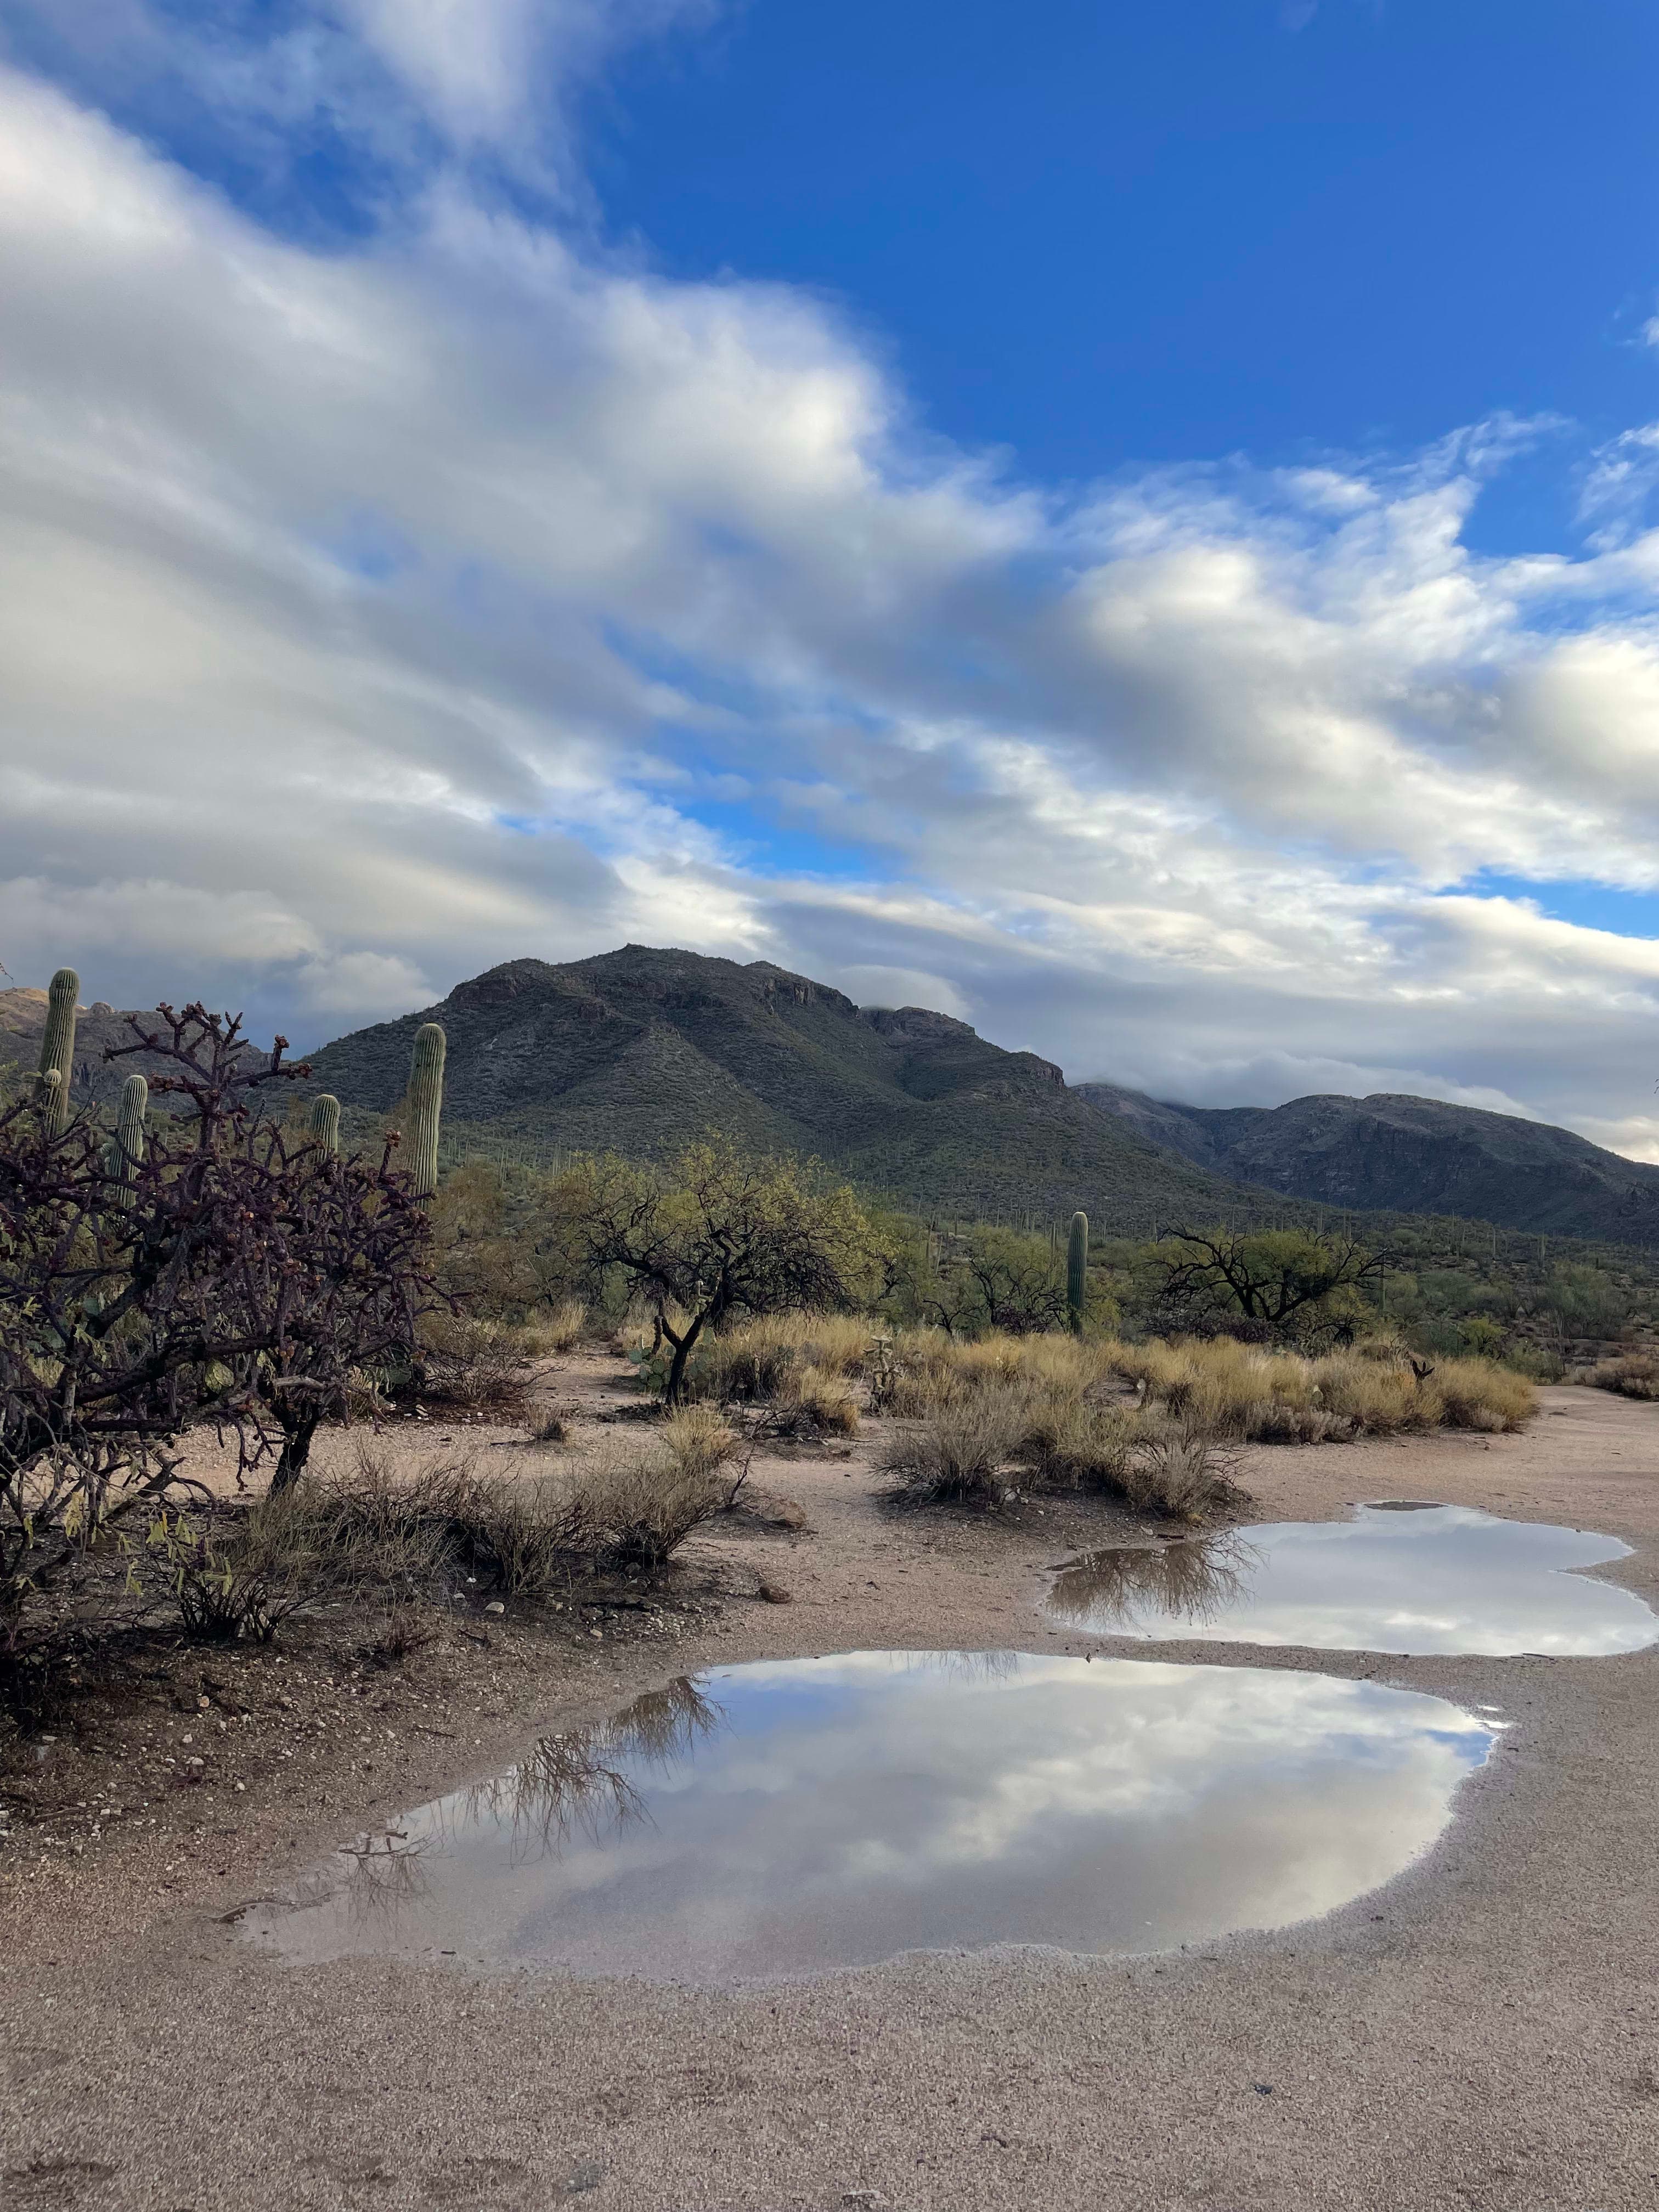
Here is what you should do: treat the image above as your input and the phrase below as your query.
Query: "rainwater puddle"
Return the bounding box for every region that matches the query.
[240,1651,1494,1983]
[1045,1504,1658,1656]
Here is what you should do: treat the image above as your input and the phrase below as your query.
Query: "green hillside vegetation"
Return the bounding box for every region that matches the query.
[1079,1080,1659,1248]
[297,945,1283,1235]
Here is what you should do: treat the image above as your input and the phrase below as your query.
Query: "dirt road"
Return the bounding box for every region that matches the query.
[4,1384,1658,2211]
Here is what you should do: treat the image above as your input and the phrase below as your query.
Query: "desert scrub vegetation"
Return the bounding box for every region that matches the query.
[1588,1351,1659,1401]
[553,1138,892,1403]
[617,1307,870,1438]
[877,1384,1238,1519]
[148,1412,741,1641]
[0,997,442,1718]
[1110,1337,1535,1441]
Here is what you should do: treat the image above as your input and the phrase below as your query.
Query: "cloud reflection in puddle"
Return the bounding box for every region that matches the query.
[239,1652,1494,1982]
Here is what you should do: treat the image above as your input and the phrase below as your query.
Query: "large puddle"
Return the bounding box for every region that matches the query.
[240,1652,1496,1982]
[1045,1504,1659,1656]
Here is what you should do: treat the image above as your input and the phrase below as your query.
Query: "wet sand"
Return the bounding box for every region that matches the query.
[5,1382,1659,2210]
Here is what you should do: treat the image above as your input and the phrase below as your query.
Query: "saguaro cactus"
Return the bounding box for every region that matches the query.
[406,1023,445,1198]
[1066,1210,1090,1334]
[307,1093,341,1156]
[36,967,80,1135]
[108,1074,148,1204]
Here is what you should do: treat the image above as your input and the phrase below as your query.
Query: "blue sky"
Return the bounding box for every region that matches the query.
[589,1,1659,514]
[4,0,1659,1154]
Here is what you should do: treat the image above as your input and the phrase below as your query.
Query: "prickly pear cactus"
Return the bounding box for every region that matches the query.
[36,967,80,1135]
[407,1023,445,1198]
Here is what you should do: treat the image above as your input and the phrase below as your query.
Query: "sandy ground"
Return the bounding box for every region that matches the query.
[4,1376,1659,2210]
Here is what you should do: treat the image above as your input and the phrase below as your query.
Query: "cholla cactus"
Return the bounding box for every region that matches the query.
[108,1074,148,1205]
[307,1093,341,1156]
[36,967,80,1135]
[1066,1210,1089,1334]
[407,1023,445,1199]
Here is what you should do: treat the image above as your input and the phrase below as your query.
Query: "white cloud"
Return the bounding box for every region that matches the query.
[3,49,1659,1158]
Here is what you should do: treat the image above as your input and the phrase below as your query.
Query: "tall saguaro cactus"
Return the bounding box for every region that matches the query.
[1066,1209,1090,1334]
[36,967,80,1136]
[108,1073,149,1205]
[307,1093,341,1156]
[407,1023,446,1199]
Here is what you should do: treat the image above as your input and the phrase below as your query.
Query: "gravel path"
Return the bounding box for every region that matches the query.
[4,1383,1658,2211]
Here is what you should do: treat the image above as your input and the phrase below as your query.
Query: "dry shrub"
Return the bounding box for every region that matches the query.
[414,1314,535,1413]
[300,1441,481,1583]
[567,1438,729,1568]
[1124,1421,1242,1519]
[1589,1351,1659,1402]
[155,1498,322,1644]
[359,1601,441,1668]
[877,1385,1031,1508]
[468,1474,586,1593]
[685,1312,874,1406]
[529,1406,569,1444]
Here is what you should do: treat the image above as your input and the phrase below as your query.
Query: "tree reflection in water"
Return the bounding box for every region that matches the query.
[1048,1534,1261,1631]
[314,1677,726,1927]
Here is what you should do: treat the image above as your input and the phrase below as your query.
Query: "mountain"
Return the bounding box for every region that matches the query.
[299,945,1266,1232]
[1076,1082,1659,1247]
[0,988,273,1110]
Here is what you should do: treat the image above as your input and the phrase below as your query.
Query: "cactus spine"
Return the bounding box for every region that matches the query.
[407,1023,445,1198]
[307,1093,341,1156]
[1066,1210,1089,1334]
[36,967,80,1135]
[109,1074,148,1204]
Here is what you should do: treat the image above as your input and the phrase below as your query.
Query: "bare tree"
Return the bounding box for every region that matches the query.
[1152,1225,1387,1342]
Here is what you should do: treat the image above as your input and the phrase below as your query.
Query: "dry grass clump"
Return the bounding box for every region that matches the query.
[1018,1390,1138,1492]
[769,1364,861,1438]
[515,1299,588,1356]
[279,1443,469,1588]
[687,1312,874,1404]
[1431,1357,1536,1432]
[1110,1337,1535,1443]
[1589,1351,1659,1401]
[873,1328,1114,1417]
[659,1403,738,1479]
[877,1384,1032,1508]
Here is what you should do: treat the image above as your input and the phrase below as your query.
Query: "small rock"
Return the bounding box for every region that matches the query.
[483,1600,506,1616]
[757,1581,792,1605]
[765,1500,808,1530]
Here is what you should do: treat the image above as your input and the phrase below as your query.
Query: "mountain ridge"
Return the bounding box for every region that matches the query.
[1075,1080,1659,1246]
[296,945,1257,1232]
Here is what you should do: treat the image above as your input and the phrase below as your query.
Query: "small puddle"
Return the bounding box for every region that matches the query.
[1045,1504,1659,1655]
[240,1652,1495,1982]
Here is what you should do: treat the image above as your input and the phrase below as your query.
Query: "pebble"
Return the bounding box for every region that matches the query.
[483,1601,506,1616]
